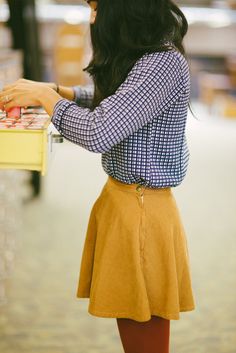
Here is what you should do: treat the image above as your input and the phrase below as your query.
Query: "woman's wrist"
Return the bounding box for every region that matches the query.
[38,86,63,116]
[50,84,75,101]
[47,82,77,101]
[49,82,60,94]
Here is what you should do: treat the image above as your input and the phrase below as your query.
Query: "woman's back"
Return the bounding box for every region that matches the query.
[58,48,191,188]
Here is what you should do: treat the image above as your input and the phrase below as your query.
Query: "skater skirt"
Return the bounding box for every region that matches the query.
[76,176,195,322]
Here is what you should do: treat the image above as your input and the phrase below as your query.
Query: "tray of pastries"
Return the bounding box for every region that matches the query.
[0,107,63,176]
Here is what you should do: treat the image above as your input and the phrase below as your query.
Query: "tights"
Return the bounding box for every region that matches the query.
[116,315,170,353]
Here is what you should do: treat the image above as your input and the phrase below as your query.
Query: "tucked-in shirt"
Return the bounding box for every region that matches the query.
[51,49,190,188]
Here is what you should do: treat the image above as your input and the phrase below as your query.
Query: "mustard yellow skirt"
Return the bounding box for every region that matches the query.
[76,176,195,322]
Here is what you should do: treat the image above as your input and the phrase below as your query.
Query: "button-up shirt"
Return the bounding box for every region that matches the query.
[51,49,190,188]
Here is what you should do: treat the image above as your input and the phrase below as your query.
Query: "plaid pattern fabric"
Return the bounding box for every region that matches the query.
[73,85,94,108]
[51,50,190,188]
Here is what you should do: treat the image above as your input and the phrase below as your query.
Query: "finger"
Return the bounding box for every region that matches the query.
[0,89,15,102]
[3,94,19,111]
[0,89,11,99]
[0,90,7,99]
[5,79,36,90]
[3,78,25,90]
[3,78,26,90]
[4,100,20,111]
[2,83,18,91]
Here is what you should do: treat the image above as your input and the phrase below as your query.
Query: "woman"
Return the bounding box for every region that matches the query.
[0,0,196,352]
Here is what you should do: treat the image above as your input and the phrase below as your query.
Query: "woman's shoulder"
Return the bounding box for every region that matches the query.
[130,48,190,89]
[119,47,190,92]
[139,48,188,72]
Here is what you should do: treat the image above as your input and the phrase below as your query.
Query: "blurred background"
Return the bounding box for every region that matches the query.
[0,1,236,352]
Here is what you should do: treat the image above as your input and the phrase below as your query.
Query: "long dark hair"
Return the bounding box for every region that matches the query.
[84,0,189,109]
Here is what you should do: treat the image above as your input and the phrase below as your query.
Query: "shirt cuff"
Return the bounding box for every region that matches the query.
[72,86,82,104]
[51,98,75,133]
[72,85,94,107]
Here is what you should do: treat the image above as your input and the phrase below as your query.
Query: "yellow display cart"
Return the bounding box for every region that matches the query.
[0,109,63,176]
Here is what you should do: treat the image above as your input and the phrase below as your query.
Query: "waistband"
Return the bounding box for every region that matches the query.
[105,176,172,195]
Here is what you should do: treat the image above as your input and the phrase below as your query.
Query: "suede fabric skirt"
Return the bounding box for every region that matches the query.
[76,175,195,322]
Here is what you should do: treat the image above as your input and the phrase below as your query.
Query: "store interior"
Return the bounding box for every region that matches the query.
[0,1,236,353]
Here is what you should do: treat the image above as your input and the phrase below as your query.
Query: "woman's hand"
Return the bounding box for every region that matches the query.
[0,79,51,111]
[0,78,62,116]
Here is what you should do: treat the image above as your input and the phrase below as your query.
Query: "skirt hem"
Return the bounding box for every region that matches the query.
[76,295,195,321]
[87,306,195,321]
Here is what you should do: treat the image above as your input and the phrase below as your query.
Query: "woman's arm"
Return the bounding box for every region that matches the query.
[0,79,94,113]
[0,51,188,152]
[0,81,62,116]
[48,82,75,101]
[6,79,76,101]
[49,83,95,107]
[48,82,95,107]
[50,51,188,153]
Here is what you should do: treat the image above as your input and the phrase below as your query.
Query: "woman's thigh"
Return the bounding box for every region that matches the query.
[116,315,170,353]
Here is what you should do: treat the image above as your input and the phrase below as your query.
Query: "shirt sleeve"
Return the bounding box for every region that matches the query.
[51,51,188,154]
[72,85,94,108]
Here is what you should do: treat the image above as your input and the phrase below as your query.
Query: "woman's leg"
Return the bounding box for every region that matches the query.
[116,315,170,353]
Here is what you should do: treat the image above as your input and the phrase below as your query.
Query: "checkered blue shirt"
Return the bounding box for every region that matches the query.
[51,49,190,188]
